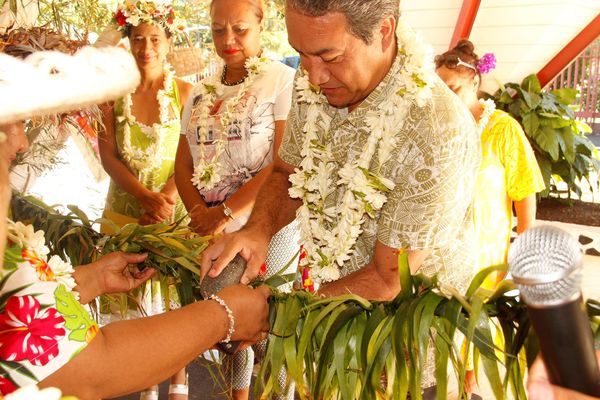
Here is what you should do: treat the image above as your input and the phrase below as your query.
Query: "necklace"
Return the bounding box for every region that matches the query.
[477,98,496,134]
[120,62,176,174]
[221,65,248,86]
[288,19,435,283]
[191,56,271,191]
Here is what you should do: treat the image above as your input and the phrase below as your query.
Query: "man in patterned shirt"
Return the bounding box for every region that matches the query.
[202,0,479,301]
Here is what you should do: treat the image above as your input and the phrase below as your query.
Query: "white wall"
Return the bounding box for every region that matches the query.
[401,0,599,93]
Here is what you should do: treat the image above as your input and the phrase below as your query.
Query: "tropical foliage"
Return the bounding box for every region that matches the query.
[257,254,534,400]
[490,74,600,199]
[10,194,209,307]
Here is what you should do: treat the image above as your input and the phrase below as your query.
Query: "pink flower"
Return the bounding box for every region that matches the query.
[0,296,66,366]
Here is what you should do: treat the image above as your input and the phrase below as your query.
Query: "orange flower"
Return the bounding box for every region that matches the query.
[21,249,54,281]
[85,324,99,343]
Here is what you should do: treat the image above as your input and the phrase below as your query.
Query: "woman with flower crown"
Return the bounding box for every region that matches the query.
[98,1,193,399]
[174,0,296,399]
[436,40,546,396]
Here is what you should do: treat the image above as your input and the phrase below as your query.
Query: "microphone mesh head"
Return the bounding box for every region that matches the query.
[508,225,582,306]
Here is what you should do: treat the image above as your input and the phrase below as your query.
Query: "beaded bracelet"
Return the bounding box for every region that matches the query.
[209,294,235,343]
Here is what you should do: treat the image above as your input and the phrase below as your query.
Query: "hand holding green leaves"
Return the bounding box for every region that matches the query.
[73,252,154,304]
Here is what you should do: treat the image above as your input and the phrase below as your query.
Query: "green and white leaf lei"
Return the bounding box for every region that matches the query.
[191,56,272,191]
[288,20,435,283]
[120,62,176,174]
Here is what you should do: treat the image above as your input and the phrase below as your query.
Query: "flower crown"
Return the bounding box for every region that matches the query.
[113,0,186,36]
[477,52,497,74]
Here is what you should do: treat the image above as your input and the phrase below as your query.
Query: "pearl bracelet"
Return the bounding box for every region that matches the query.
[209,294,235,343]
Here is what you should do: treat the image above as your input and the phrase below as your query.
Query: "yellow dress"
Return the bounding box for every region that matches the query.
[474,109,545,289]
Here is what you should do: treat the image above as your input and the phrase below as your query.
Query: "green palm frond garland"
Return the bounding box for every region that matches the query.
[257,252,538,400]
[10,194,210,306]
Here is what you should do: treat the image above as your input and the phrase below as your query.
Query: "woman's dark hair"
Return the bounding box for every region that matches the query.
[434,39,479,77]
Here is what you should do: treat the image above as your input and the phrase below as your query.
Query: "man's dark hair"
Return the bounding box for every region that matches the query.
[286,0,400,44]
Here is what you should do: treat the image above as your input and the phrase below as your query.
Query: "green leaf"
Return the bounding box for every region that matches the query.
[2,246,24,271]
[550,88,578,105]
[521,74,542,94]
[534,125,560,161]
[522,112,539,137]
[54,284,96,342]
[498,90,514,105]
[508,99,526,117]
[540,94,560,113]
[574,119,592,134]
[0,359,36,381]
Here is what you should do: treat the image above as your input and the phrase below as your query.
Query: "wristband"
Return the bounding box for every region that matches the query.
[209,294,235,343]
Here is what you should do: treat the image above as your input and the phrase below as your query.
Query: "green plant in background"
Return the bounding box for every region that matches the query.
[491,74,600,199]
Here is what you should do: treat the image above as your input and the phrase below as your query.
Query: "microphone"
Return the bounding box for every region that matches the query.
[508,225,600,396]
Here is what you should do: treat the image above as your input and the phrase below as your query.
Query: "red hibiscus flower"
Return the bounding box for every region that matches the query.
[115,10,127,26]
[0,296,65,366]
[21,249,54,281]
[0,376,17,395]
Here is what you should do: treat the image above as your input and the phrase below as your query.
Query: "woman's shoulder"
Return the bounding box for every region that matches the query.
[488,109,523,133]
[174,78,194,106]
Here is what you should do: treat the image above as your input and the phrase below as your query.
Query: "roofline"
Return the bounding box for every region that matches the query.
[537,12,600,87]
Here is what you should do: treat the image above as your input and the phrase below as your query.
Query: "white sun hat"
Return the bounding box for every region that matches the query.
[0,45,140,124]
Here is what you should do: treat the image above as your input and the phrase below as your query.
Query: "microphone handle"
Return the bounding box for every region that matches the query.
[528,296,600,396]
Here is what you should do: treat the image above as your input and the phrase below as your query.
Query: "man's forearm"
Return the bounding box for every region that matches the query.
[318,263,399,301]
[244,167,301,237]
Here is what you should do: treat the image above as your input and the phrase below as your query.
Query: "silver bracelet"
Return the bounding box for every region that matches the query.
[209,294,235,343]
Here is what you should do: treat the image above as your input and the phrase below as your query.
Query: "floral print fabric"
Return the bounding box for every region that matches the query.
[0,221,97,395]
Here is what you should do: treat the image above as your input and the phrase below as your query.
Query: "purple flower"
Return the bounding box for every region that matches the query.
[477,53,497,74]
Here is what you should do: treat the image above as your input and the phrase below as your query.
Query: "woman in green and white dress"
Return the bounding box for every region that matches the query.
[98,2,193,399]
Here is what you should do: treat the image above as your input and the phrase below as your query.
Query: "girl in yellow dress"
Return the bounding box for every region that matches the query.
[436,39,545,289]
[436,40,546,396]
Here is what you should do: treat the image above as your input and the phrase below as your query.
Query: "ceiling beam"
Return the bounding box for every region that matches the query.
[450,0,481,49]
[537,12,600,87]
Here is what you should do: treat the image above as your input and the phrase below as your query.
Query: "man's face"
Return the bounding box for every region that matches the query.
[286,7,391,111]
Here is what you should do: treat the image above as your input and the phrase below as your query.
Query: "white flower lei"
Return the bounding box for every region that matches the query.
[191,56,271,191]
[288,19,435,283]
[6,220,78,297]
[120,62,176,174]
[477,98,496,135]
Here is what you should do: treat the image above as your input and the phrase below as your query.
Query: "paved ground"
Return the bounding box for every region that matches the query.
[590,134,600,147]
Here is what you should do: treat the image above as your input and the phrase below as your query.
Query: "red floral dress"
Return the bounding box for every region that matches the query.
[0,221,98,395]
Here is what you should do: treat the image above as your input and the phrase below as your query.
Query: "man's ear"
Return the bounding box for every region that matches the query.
[379,15,397,52]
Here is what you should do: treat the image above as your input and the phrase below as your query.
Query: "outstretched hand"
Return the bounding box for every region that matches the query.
[96,252,155,294]
[74,252,154,304]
